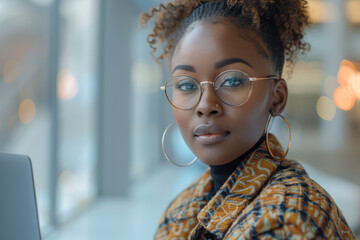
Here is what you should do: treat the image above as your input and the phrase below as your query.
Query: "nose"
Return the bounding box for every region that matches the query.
[195,82,223,117]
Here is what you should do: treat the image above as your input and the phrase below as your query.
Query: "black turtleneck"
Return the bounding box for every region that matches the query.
[209,135,266,195]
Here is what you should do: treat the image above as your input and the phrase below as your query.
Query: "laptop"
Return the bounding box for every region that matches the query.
[0,152,42,240]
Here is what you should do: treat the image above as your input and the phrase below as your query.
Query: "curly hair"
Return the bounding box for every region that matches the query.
[140,0,311,77]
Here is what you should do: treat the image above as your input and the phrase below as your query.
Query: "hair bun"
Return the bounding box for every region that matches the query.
[140,0,311,72]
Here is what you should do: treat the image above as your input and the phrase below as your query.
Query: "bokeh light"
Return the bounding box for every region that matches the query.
[316,96,336,121]
[333,86,355,111]
[350,72,360,98]
[308,1,339,24]
[3,59,20,84]
[18,99,36,124]
[337,60,356,86]
[57,69,79,101]
[346,0,360,25]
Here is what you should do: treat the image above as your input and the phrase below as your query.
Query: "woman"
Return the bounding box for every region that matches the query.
[141,1,355,239]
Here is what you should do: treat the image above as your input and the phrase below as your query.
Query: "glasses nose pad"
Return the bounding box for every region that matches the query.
[199,81,217,101]
[195,81,223,114]
[202,81,222,98]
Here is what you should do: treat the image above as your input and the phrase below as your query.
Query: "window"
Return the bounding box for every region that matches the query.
[0,0,100,233]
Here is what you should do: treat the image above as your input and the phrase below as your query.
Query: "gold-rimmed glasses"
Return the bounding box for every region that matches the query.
[160,70,278,110]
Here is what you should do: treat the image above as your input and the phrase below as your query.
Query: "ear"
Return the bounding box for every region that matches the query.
[270,79,288,116]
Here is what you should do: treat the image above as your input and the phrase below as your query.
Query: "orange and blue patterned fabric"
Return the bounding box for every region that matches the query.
[154,134,355,239]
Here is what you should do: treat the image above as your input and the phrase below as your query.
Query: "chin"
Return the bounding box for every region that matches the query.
[196,152,234,166]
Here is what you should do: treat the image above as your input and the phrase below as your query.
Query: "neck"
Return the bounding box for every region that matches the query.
[209,135,266,193]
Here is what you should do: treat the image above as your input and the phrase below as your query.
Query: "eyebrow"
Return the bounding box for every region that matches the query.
[215,58,253,69]
[172,65,196,74]
[172,57,253,74]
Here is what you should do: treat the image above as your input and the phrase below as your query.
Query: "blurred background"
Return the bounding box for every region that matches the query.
[0,0,359,239]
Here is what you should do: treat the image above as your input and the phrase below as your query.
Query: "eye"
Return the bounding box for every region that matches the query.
[220,76,247,88]
[175,79,199,92]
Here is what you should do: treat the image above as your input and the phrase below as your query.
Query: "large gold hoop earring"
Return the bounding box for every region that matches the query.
[265,115,291,161]
[162,122,197,167]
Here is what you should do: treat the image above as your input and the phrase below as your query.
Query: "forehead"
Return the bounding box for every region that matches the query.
[171,21,273,75]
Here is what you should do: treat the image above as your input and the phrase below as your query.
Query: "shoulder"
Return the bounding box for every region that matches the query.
[227,159,355,239]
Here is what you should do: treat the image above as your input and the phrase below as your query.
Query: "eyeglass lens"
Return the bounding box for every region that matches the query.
[165,71,252,110]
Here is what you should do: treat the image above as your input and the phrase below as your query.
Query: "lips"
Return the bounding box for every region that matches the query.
[194,124,230,145]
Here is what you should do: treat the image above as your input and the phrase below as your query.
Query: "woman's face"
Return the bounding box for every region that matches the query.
[170,20,285,166]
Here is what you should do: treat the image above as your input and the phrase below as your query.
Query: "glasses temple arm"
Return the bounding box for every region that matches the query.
[249,76,280,82]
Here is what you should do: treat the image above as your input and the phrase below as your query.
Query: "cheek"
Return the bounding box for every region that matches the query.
[228,109,265,142]
[232,87,271,138]
[173,108,193,142]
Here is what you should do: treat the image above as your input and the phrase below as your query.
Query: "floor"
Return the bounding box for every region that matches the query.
[44,161,360,240]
